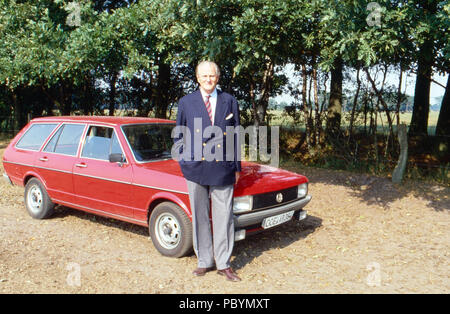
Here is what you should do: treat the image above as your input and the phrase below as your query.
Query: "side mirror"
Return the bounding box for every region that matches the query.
[109,153,125,163]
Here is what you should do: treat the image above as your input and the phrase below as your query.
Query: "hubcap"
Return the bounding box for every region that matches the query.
[27,185,43,214]
[155,213,181,250]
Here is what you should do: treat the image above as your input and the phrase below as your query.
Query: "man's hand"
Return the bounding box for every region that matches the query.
[235,171,240,184]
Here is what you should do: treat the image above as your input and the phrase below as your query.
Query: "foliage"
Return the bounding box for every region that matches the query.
[0,0,448,180]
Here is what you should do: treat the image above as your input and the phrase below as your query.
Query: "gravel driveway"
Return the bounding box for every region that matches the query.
[1,145,449,294]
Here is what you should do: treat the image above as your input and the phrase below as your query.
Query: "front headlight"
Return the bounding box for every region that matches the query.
[297,183,308,198]
[233,195,253,214]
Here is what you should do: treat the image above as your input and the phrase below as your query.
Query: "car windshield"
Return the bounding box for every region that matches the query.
[122,123,174,162]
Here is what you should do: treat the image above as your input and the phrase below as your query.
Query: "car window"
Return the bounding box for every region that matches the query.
[16,123,58,151]
[110,132,123,155]
[43,124,85,156]
[43,125,63,153]
[81,126,124,161]
[122,124,173,162]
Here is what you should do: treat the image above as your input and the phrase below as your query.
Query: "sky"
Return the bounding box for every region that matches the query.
[273,64,448,106]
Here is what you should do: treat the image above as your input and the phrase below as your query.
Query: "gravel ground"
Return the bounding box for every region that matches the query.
[0,144,449,294]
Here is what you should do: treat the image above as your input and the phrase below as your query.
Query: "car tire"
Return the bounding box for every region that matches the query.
[149,202,193,258]
[24,178,55,219]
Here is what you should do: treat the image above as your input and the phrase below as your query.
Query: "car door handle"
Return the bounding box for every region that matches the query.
[75,163,87,168]
[39,157,48,162]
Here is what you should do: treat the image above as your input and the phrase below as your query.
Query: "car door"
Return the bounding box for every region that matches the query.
[35,123,86,204]
[72,125,134,219]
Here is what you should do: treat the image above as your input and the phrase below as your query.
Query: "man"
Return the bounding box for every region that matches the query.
[174,61,241,282]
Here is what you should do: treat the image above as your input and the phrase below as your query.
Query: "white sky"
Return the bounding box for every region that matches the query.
[274,64,448,106]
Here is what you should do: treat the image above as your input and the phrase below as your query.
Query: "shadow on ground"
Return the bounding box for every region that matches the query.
[52,204,322,270]
[232,215,322,271]
[282,164,450,212]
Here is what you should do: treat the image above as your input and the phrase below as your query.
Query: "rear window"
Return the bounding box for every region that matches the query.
[15,123,58,151]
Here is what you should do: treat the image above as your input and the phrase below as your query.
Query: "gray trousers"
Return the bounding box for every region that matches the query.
[186,180,235,270]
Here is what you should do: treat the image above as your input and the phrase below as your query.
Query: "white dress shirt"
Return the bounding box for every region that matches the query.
[200,88,218,125]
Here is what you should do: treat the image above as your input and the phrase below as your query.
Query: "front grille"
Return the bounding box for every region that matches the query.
[252,186,298,210]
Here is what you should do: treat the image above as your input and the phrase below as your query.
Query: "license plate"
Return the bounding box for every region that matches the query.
[261,210,295,229]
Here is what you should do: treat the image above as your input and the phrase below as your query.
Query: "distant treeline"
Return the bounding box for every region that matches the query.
[0,0,449,142]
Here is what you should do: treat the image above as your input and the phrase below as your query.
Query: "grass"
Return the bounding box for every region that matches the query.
[266,109,440,135]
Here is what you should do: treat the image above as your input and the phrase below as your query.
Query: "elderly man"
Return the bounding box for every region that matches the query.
[175,61,241,282]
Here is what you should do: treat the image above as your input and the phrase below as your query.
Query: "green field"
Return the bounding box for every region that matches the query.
[267,109,440,135]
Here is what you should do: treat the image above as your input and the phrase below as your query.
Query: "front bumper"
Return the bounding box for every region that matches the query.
[2,173,13,185]
[234,195,312,228]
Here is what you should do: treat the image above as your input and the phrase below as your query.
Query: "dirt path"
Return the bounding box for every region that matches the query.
[1,149,449,293]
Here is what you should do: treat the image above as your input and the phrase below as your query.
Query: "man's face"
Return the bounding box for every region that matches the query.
[197,63,219,94]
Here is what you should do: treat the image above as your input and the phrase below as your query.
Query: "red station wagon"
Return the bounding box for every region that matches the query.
[2,116,311,257]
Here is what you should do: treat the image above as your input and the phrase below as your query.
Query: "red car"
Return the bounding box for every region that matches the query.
[2,116,311,257]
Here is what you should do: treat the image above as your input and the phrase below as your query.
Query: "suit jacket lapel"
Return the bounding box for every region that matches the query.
[214,90,227,126]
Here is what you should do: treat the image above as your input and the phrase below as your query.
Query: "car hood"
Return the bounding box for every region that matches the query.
[136,159,307,197]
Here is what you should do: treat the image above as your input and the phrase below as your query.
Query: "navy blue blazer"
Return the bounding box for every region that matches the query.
[174,89,241,186]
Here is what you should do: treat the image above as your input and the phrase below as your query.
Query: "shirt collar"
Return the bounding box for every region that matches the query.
[200,88,217,99]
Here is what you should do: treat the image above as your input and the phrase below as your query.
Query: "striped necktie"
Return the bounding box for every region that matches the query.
[204,95,213,123]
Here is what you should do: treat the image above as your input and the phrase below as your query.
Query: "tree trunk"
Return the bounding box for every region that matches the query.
[349,68,361,136]
[373,99,379,172]
[155,55,171,119]
[409,41,434,135]
[12,90,25,132]
[40,81,57,116]
[392,123,408,184]
[312,66,320,145]
[302,64,311,149]
[326,58,343,138]
[136,72,154,117]
[249,77,257,125]
[409,1,436,135]
[109,72,118,116]
[254,56,274,127]
[59,82,72,115]
[396,68,403,127]
[435,74,450,136]
[84,74,95,115]
[365,68,395,145]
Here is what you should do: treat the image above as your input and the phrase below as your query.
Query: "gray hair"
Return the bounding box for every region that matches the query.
[195,60,220,77]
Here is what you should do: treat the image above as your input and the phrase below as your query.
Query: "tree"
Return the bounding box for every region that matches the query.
[0,0,71,126]
[408,0,439,135]
[326,58,343,137]
[63,4,138,115]
[436,75,450,136]
[434,1,450,136]
[231,0,293,126]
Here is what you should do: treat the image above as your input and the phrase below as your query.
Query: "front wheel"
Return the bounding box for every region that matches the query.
[24,178,54,219]
[149,202,193,258]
